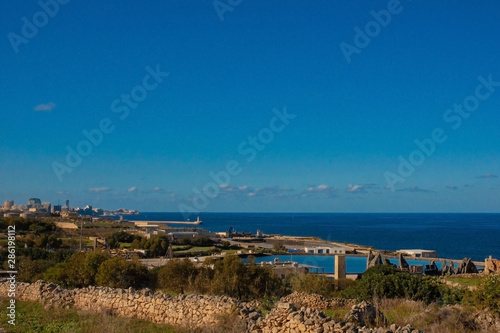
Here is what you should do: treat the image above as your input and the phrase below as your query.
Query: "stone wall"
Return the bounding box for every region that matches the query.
[5,281,499,332]
[279,292,356,310]
[0,280,258,331]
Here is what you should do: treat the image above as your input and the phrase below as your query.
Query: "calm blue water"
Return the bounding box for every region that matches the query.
[124,213,500,261]
[253,255,453,274]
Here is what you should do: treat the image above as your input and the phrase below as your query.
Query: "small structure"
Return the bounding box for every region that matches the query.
[484,256,500,275]
[55,222,79,230]
[397,249,437,258]
[398,253,409,270]
[456,258,478,274]
[334,255,346,280]
[304,246,346,255]
[366,250,384,269]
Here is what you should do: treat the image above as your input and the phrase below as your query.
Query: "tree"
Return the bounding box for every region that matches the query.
[157,259,198,293]
[212,255,251,300]
[17,257,53,283]
[108,231,141,249]
[95,257,150,289]
[272,241,287,254]
[43,251,110,288]
[291,273,335,297]
[131,235,169,258]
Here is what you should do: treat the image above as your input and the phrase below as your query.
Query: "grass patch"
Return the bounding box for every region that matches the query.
[175,246,215,254]
[0,298,178,333]
[445,276,482,287]
[378,298,426,327]
[322,308,350,322]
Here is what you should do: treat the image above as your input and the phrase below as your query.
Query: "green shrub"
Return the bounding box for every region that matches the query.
[95,257,150,289]
[464,275,500,315]
[339,264,452,304]
[291,273,335,297]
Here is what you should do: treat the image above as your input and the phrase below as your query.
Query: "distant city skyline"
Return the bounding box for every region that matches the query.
[1,1,499,212]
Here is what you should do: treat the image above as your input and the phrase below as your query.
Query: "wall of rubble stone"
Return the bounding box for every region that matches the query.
[279,291,356,310]
[6,281,499,332]
[0,280,258,330]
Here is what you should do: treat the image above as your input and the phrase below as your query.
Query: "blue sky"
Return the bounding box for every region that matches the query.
[0,0,499,212]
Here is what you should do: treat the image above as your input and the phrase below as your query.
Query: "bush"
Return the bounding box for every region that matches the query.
[340,264,451,304]
[156,259,198,293]
[464,275,500,315]
[131,235,169,258]
[291,273,335,297]
[95,257,150,289]
[44,251,110,288]
[108,231,141,249]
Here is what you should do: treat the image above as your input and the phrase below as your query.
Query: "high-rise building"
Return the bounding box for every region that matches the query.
[41,202,52,212]
[3,200,14,210]
[27,198,42,209]
[51,205,62,213]
[65,199,70,209]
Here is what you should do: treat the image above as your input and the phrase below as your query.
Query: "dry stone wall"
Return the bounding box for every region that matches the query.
[279,292,356,310]
[0,280,258,330]
[1,280,467,333]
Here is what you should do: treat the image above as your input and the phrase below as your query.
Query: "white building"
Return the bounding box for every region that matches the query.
[304,246,346,255]
[397,249,437,258]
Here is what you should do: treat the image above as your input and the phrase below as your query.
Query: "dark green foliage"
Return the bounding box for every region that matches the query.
[154,255,286,300]
[108,231,142,249]
[130,235,170,258]
[156,258,199,293]
[95,257,150,289]
[175,236,213,247]
[291,273,336,297]
[17,256,55,282]
[340,264,452,304]
[0,217,56,234]
[44,251,110,288]
[464,275,500,315]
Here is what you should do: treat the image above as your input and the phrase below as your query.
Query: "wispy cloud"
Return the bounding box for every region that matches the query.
[128,186,138,193]
[88,187,111,193]
[302,184,337,197]
[247,186,294,198]
[446,185,458,190]
[346,183,378,193]
[396,186,434,193]
[477,173,498,179]
[56,190,69,195]
[34,102,55,112]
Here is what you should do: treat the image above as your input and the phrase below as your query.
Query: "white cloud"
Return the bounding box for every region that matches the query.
[34,102,55,112]
[346,183,378,193]
[346,184,363,193]
[88,187,111,193]
[128,186,138,193]
[303,184,337,197]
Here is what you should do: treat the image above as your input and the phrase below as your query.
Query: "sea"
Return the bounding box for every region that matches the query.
[123,213,500,262]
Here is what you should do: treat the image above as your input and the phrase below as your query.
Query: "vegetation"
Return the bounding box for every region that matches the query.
[154,255,287,300]
[339,264,461,305]
[130,235,170,258]
[291,273,336,297]
[464,274,500,315]
[95,257,150,289]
